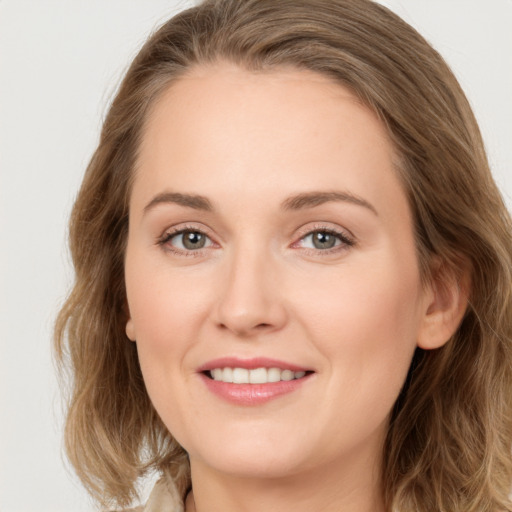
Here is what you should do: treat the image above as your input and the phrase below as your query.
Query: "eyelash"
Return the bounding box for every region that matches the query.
[294,225,355,255]
[157,224,355,257]
[157,225,214,258]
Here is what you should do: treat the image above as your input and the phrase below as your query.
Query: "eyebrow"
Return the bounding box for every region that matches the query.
[281,191,378,215]
[144,192,213,213]
[143,190,377,216]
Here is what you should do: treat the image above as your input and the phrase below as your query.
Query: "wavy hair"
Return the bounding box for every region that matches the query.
[55,0,512,510]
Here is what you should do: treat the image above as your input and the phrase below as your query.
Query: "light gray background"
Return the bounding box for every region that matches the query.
[1,1,511,511]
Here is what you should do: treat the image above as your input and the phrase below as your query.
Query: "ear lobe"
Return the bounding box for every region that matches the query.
[125,317,136,342]
[123,297,136,342]
[417,258,470,350]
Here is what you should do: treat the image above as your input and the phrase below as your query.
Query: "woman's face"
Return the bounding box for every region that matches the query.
[125,64,432,481]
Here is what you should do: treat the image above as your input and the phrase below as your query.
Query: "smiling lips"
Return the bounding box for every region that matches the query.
[210,367,307,383]
[199,358,313,405]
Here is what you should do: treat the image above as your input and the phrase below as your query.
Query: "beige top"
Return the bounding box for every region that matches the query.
[124,477,185,512]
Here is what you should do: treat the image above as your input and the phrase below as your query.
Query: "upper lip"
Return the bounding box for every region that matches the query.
[197,357,311,373]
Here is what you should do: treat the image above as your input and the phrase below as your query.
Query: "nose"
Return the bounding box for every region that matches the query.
[213,247,288,337]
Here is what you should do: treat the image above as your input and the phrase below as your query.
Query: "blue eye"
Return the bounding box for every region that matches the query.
[166,230,212,250]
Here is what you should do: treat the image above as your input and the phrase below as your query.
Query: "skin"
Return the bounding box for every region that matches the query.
[124,63,464,512]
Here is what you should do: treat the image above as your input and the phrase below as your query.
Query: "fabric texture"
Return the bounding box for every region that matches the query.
[119,477,185,512]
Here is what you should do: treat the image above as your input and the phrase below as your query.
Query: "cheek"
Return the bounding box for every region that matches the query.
[124,263,200,436]
[294,254,423,394]
[125,251,210,344]
[302,260,420,332]
[124,248,217,412]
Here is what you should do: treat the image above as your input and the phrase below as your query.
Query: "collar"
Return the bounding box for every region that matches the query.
[141,476,185,512]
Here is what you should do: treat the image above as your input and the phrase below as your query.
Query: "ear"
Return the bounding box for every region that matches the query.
[125,317,136,342]
[124,300,136,342]
[123,297,136,341]
[417,257,470,350]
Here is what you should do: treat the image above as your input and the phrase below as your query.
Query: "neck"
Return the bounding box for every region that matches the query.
[186,450,386,512]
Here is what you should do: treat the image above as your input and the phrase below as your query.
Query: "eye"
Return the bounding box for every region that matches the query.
[298,228,354,251]
[162,229,213,251]
[302,231,339,249]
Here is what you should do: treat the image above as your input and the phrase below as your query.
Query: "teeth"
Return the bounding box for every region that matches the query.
[232,368,249,384]
[281,369,294,381]
[267,367,281,383]
[249,367,267,384]
[209,367,308,384]
[222,367,233,383]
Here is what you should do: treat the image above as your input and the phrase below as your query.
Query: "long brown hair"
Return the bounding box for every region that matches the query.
[55,1,512,510]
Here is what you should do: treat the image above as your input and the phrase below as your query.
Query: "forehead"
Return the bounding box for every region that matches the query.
[133,63,407,222]
[142,63,378,151]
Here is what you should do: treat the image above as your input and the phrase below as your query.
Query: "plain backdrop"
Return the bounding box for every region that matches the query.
[1,1,511,511]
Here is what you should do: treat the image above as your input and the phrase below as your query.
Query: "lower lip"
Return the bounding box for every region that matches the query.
[200,373,311,405]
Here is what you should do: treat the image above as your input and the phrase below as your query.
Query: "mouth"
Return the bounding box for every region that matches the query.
[197,357,314,405]
[205,367,311,384]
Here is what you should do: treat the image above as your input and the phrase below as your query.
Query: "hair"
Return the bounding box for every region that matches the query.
[54,0,512,510]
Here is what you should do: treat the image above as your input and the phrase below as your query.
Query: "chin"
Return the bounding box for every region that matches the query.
[182,424,316,479]
[200,448,310,480]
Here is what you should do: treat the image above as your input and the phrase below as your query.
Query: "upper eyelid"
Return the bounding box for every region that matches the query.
[161,228,212,243]
[294,222,355,241]
[160,223,215,240]
[161,224,351,236]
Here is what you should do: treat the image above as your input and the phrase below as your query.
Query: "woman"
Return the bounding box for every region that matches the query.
[54,0,512,510]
